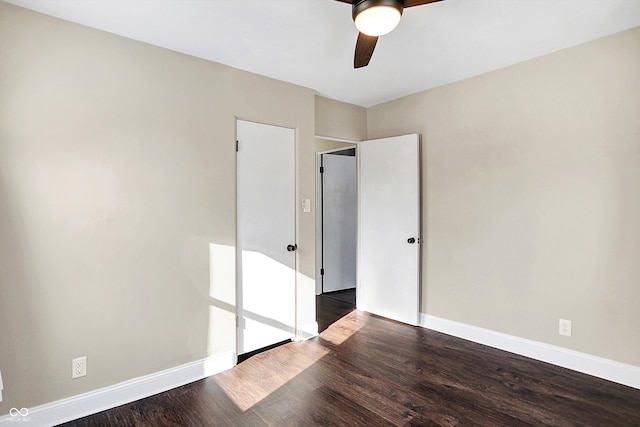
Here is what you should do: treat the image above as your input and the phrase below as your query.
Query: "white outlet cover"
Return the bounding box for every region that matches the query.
[559,319,572,337]
[72,356,87,379]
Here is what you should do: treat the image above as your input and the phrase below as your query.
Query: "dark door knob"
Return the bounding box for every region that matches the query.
[407,238,416,244]
[287,244,297,252]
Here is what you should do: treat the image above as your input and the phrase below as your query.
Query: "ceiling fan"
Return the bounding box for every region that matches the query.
[334,0,445,68]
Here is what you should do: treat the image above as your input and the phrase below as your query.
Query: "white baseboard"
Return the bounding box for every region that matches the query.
[0,351,236,427]
[420,313,640,390]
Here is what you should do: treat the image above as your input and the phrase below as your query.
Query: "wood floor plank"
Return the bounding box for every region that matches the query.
[62,295,640,426]
[316,291,356,333]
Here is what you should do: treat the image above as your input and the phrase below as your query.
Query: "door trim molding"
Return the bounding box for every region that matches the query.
[314,134,362,144]
[296,321,319,341]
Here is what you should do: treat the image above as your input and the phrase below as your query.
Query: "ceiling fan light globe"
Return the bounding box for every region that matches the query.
[354,5,402,36]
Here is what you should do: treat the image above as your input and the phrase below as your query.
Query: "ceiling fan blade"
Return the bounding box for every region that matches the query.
[404,0,445,7]
[354,32,378,68]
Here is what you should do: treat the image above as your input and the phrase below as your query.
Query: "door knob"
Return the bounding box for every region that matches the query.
[287,244,297,252]
[407,237,416,244]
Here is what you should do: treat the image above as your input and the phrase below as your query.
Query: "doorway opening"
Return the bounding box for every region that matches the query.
[316,133,421,330]
[316,147,357,330]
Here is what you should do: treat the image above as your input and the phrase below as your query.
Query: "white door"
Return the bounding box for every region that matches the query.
[236,120,296,355]
[358,134,421,326]
[322,153,357,293]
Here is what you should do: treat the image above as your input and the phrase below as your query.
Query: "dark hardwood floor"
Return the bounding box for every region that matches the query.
[317,289,356,333]
[62,296,640,426]
[320,288,356,306]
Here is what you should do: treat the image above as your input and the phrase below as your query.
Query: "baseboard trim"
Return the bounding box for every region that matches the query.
[0,351,236,427]
[419,313,640,390]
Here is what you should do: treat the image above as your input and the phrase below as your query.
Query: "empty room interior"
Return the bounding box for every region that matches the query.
[1,0,640,425]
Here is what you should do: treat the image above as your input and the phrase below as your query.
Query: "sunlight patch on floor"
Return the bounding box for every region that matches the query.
[320,310,366,346]
[212,311,368,411]
[213,342,330,411]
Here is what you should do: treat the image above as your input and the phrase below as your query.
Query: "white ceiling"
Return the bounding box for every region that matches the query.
[4,0,640,107]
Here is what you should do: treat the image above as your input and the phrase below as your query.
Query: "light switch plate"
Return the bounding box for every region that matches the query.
[302,199,311,213]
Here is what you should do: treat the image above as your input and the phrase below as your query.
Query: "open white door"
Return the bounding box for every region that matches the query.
[237,120,296,355]
[358,134,420,326]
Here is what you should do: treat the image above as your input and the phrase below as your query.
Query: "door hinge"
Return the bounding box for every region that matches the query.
[320,268,325,276]
[320,166,324,173]
[236,140,239,152]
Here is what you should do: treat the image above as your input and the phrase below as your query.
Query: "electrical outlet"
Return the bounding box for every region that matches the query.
[559,319,572,337]
[72,356,87,379]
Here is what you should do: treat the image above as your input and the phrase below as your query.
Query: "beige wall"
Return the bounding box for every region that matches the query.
[367,27,640,366]
[314,95,364,157]
[314,95,363,166]
[315,95,367,143]
[0,2,316,411]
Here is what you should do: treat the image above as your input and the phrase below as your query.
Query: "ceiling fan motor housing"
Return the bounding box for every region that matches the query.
[352,0,404,22]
